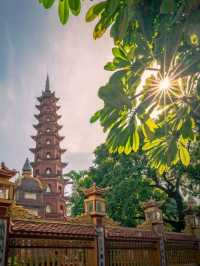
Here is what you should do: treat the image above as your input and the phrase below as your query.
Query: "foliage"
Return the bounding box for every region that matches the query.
[38,0,81,24]
[68,143,200,231]
[68,145,165,227]
[39,0,200,173]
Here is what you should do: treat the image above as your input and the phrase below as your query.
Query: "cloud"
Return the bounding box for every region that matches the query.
[0,1,113,172]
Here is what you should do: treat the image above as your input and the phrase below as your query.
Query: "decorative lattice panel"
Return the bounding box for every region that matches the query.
[166,247,198,266]
[8,238,96,266]
[106,240,159,266]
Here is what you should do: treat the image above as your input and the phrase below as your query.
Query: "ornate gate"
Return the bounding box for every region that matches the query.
[165,241,199,266]
[8,238,96,266]
[106,240,159,266]
[0,219,7,265]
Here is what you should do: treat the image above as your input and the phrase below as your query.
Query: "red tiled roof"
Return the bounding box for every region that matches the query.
[105,226,158,240]
[0,163,17,178]
[10,219,96,238]
[84,183,106,197]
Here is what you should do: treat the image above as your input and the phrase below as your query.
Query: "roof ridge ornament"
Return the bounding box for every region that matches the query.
[22,158,32,173]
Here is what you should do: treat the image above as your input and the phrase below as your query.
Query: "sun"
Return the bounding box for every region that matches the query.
[159,77,171,91]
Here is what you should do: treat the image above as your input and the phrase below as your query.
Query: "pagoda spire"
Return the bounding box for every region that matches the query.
[45,74,50,92]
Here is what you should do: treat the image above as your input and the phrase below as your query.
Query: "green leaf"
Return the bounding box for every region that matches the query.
[59,0,69,25]
[117,6,129,41]
[86,1,106,22]
[160,0,175,14]
[181,118,194,140]
[104,62,117,71]
[42,0,55,8]
[105,0,119,18]
[179,144,190,166]
[132,129,139,152]
[143,139,162,151]
[90,111,101,123]
[118,145,124,154]
[124,137,132,155]
[68,0,81,16]
[145,118,157,133]
[167,140,177,163]
[112,47,128,61]
[93,20,107,39]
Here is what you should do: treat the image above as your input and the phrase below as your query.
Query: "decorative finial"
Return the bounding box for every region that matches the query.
[22,158,32,173]
[1,162,6,169]
[45,74,50,92]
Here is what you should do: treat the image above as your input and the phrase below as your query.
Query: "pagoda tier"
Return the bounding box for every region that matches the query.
[34,113,62,120]
[37,96,59,102]
[33,123,63,130]
[31,135,65,141]
[36,104,61,111]
[30,75,68,220]
[31,161,67,169]
[30,147,66,154]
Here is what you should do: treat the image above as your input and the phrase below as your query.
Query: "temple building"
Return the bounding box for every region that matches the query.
[15,76,70,220]
[15,158,45,217]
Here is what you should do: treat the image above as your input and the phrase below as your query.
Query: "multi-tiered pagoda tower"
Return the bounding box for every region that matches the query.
[30,75,68,220]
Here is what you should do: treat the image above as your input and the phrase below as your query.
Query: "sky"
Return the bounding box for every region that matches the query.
[0,1,113,173]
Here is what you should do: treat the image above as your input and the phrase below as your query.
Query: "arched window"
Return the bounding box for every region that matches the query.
[46,128,50,133]
[58,186,62,193]
[46,205,51,213]
[46,168,51,175]
[60,205,63,211]
[46,153,51,159]
[46,117,50,122]
[46,184,51,193]
[46,139,51,145]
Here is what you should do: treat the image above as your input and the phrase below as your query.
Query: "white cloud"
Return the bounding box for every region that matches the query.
[0,1,113,172]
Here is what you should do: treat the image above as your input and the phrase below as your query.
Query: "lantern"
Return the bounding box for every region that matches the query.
[143,200,163,223]
[84,183,106,226]
[0,163,16,206]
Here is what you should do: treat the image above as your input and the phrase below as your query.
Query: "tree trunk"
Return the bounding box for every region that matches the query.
[169,190,185,232]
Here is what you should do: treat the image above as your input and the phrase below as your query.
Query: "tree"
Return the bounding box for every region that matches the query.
[39,0,200,173]
[68,143,200,231]
[68,144,165,227]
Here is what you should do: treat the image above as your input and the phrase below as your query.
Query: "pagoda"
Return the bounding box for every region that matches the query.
[30,75,68,220]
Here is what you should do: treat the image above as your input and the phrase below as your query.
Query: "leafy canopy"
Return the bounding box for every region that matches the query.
[39,0,200,173]
[69,143,200,231]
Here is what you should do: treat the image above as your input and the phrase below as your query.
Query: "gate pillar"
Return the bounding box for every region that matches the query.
[142,200,167,266]
[0,163,16,266]
[83,183,107,266]
[184,200,200,264]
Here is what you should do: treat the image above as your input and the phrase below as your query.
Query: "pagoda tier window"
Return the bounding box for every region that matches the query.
[46,139,51,145]
[46,153,51,159]
[46,205,51,213]
[60,205,63,211]
[45,168,52,175]
[24,192,37,200]
[46,128,50,133]
[46,184,51,193]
